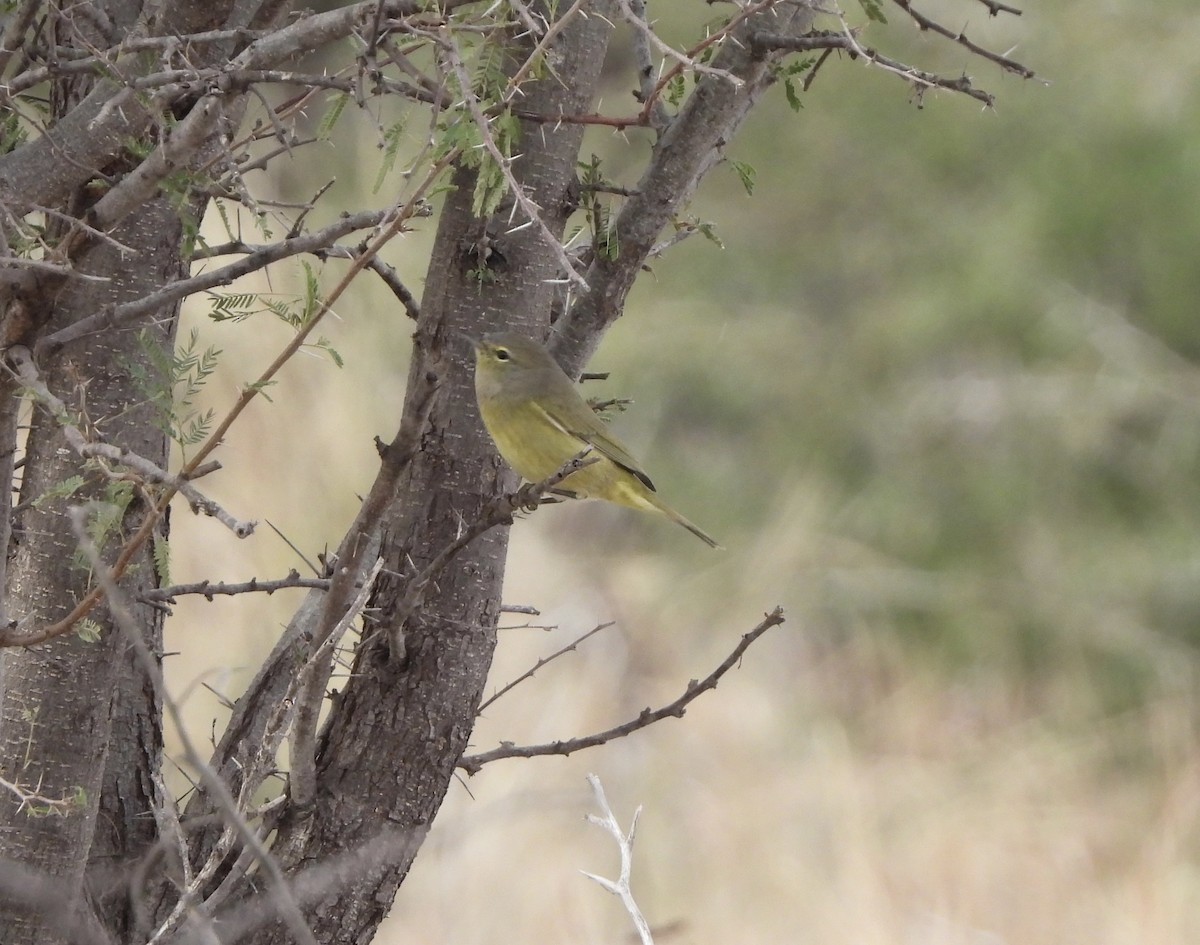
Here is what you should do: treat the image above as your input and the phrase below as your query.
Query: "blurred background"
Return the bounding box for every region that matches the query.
[165,2,1200,942]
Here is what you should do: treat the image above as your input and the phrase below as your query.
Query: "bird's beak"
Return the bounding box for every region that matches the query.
[456,330,482,353]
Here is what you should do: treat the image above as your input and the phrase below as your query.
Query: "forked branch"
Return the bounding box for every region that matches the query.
[459,607,786,773]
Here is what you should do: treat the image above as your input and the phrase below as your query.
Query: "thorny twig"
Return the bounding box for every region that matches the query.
[477,621,615,713]
[68,506,318,945]
[581,774,654,945]
[459,607,786,772]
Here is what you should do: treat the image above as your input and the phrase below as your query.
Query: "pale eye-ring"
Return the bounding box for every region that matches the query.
[494,347,511,362]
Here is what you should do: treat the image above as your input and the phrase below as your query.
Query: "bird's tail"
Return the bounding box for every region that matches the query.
[649,495,722,549]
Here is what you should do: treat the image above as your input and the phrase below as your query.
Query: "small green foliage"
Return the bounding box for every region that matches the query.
[127,328,220,454]
[374,119,409,193]
[311,336,344,368]
[434,114,479,163]
[730,160,756,196]
[467,108,520,218]
[858,0,888,23]
[579,155,621,261]
[33,475,86,508]
[0,110,26,156]
[317,92,351,142]
[665,72,687,108]
[208,291,259,323]
[773,57,815,112]
[468,262,498,287]
[243,378,278,402]
[784,79,803,113]
[20,783,86,817]
[210,286,313,331]
[122,135,154,161]
[75,619,103,644]
[472,157,507,220]
[595,208,619,261]
[300,260,322,325]
[96,482,133,535]
[70,481,134,574]
[473,38,511,101]
[696,220,723,249]
[152,533,170,587]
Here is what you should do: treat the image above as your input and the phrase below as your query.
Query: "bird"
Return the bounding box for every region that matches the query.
[466,331,721,548]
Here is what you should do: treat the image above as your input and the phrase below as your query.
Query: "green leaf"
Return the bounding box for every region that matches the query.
[152,533,171,587]
[666,72,687,108]
[784,78,803,112]
[126,328,222,456]
[34,476,86,508]
[731,160,756,196]
[472,155,508,218]
[317,92,350,141]
[858,0,888,23]
[374,119,408,193]
[312,337,345,369]
[697,221,724,249]
[75,619,103,643]
[300,260,322,324]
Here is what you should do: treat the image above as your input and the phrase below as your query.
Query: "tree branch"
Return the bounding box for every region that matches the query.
[41,210,394,353]
[142,572,332,606]
[477,621,614,713]
[889,0,1035,78]
[552,2,815,372]
[580,774,653,945]
[459,607,786,773]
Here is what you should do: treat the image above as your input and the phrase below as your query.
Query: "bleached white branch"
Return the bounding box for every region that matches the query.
[580,773,654,945]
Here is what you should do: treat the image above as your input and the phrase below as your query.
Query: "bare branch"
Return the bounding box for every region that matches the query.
[0,774,80,816]
[889,0,1035,77]
[175,827,427,945]
[503,0,589,96]
[42,210,394,353]
[580,774,654,945]
[624,0,672,132]
[617,0,745,94]
[286,362,440,805]
[459,607,786,773]
[553,1,817,370]
[976,0,1023,15]
[477,621,614,713]
[143,573,332,605]
[316,245,421,320]
[174,152,457,484]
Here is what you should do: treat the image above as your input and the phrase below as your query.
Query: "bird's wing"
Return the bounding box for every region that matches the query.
[536,401,657,492]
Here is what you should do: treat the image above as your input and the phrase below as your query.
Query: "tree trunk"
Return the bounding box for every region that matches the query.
[0,2,286,940]
[0,196,181,944]
[244,6,617,942]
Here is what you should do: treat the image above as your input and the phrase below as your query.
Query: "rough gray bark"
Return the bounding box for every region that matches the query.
[0,2,286,942]
[240,6,618,941]
[0,195,180,945]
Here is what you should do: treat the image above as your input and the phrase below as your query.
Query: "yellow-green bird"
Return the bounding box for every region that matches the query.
[466,332,721,549]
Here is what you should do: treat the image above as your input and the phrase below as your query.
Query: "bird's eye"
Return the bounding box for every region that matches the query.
[494,347,511,362]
